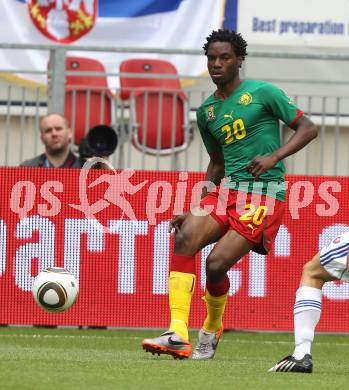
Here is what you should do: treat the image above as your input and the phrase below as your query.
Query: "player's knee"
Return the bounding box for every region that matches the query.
[174,229,197,254]
[206,253,226,278]
[302,260,318,280]
[300,255,327,288]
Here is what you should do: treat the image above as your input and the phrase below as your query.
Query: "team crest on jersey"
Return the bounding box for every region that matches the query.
[207,106,216,121]
[239,92,252,106]
[334,236,341,244]
[28,1,97,44]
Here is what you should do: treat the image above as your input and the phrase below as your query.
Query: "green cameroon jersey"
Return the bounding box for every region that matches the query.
[196,80,304,201]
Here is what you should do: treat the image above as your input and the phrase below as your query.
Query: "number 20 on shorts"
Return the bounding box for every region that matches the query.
[239,204,268,226]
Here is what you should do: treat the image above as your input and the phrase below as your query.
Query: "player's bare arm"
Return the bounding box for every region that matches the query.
[247,116,317,179]
[202,150,225,197]
[169,150,224,233]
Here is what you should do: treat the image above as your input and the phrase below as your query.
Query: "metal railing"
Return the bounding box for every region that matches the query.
[1,44,349,175]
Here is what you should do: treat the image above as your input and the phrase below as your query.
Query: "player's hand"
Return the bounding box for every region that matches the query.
[246,154,279,180]
[168,213,188,233]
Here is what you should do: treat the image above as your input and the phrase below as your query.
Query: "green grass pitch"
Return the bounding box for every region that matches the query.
[0,327,348,389]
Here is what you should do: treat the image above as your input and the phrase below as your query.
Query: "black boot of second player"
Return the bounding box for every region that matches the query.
[268,354,313,373]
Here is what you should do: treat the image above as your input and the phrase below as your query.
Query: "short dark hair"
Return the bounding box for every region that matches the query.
[39,112,69,132]
[203,29,248,60]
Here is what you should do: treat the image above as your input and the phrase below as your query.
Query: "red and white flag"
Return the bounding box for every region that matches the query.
[28,0,97,43]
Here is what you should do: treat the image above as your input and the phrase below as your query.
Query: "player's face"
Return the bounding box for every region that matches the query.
[40,114,72,155]
[206,41,242,86]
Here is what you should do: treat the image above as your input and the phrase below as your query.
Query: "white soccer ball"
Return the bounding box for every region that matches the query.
[32,267,79,313]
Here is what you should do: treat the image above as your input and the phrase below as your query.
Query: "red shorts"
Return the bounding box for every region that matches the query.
[199,187,285,254]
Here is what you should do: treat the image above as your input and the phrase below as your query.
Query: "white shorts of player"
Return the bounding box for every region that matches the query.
[320,234,349,282]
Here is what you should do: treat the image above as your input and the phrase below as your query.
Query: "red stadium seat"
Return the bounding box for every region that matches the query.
[119,58,190,155]
[119,58,182,100]
[63,57,113,145]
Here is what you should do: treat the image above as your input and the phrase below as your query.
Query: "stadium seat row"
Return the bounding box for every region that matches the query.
[56,57,191,155]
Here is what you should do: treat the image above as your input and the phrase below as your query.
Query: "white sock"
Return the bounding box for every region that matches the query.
[293,286,322,360]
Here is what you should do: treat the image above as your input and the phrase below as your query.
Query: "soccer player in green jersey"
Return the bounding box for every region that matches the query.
[142,29,318,360]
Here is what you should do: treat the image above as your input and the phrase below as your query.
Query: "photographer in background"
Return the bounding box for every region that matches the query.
[20,113,84,168]
[20,113,116,169]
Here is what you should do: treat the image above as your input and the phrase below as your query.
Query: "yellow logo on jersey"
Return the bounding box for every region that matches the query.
[224,111,234,121]
[207,105,216,121]
[239,92,252,105]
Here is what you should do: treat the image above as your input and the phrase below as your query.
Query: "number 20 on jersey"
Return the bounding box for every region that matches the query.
[221,119,246,144]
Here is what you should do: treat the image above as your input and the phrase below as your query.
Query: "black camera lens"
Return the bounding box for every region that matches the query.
[79,125,118,158]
